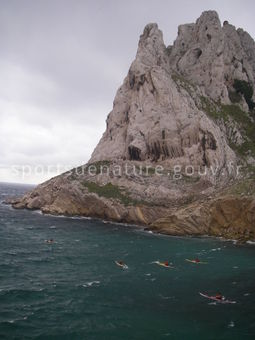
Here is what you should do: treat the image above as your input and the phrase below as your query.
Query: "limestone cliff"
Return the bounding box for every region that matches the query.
[8,11,255,241]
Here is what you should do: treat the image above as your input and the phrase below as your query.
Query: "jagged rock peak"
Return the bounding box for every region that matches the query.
[139,23,161,41]
[169,10,255,102]
[138,23,165,51]
[196,10,220,24]
[90,10,255,169]
[132,23,167,72]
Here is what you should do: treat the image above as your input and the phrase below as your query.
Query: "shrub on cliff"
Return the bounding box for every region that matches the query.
[233,79,255,110]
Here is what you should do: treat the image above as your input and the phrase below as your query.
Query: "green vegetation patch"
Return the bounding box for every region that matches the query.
[200,96,255,157]
[226,179,255,197]
[171,73,196,96]
[200,96,220,120]
[228,90,242,104]
[82,181,143,206]
[221,105,255,156]
[233,79,255,110]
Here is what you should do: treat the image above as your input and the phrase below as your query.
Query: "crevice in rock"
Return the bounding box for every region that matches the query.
[195,48,202,58]
[200,131,217,166]
[201,133,208,166]
[129,70,136,89]
[136,74,146,91]
[206,33,212,42]
[128,146,142,161]
[125,110,129,123]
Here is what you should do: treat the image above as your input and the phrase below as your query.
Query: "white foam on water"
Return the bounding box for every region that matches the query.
[82,281,100,288]
[102,219,139,228]
[228,321,235,328]
[33,210,43,215]
[7,251,17,255]
[70,216,92,220]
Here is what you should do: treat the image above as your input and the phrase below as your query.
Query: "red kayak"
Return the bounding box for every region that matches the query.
[199,292,236,304]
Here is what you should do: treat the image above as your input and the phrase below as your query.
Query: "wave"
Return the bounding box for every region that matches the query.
[246,240,255,245]
[210,248,221,252]
[81,281,100,288]
[102,219,140,228]
[228,321,235,328]
[33,210,92,221]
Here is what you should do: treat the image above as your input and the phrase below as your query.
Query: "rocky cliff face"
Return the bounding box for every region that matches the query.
[169,12,255,103]
[90,11,254,169]
[8,11,255,241]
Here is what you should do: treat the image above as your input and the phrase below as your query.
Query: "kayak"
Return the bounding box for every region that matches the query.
[115,261,128,269]
[186,259,207,264]
[154,261,174,269]
[199,292,236,304]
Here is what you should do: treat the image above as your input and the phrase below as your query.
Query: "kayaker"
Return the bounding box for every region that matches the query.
[164,261,169,267]
[194,258,200,263]
[215,293,225,301]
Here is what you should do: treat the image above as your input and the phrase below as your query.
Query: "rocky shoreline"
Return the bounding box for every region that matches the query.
[4,173,255,242]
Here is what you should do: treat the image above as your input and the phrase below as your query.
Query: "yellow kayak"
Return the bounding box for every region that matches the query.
[185,259,207,264]
[154,261,174,268]
[115,261,128,269]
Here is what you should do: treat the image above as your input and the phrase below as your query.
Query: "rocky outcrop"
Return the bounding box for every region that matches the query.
[151,195,255,241]
[90,10,255,173]
[90,15,239,171]
[8,11,255,241]
[8,173,255,242]
[169,11,255,103]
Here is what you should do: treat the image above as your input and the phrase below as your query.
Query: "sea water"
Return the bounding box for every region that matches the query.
[0,182,255,339]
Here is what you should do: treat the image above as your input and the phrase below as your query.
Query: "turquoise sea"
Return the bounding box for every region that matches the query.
[0,182,255,339]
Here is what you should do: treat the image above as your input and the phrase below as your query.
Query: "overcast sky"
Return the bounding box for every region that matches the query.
[1,0,255,184]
